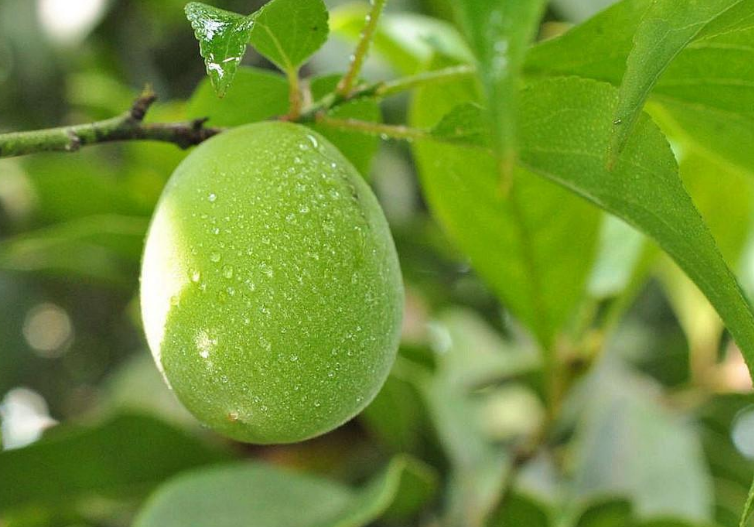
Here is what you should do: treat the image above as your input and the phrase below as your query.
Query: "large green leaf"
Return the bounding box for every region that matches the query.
[186,66,289,126]
[516,76,754,377]
[656,150,753,363]
[411,66,601,348]
[0,413,230,513]
[248,0,329,74]
[609,0,750,164]
[525,0,754,174]
[185,2,254,98]
[454,0,546,184]
[133,456,436,527]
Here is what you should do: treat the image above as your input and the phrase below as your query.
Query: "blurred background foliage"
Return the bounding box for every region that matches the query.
[1,0,754,526]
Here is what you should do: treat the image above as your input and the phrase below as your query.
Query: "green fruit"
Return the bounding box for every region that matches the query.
[140,122,403,444]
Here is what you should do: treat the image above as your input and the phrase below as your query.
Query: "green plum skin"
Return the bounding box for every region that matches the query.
[140,122,404,444]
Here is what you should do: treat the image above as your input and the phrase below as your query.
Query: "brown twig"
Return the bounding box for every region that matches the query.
[0,89,224,159]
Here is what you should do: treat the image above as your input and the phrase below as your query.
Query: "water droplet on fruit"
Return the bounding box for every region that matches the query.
[210,252,222,263]
[208,193,217,202]
[190,270,201,283]
[222,265,234,279]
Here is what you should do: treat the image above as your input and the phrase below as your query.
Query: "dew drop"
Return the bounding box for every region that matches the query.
[222,265,234,279]
[190,270,201,283]
[208,193,217,202]
[210,251,222,263]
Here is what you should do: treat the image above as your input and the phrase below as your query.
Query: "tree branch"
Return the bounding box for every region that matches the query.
[0,90,224,159]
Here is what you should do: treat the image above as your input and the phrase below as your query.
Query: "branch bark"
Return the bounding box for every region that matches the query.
[0,90,224,159]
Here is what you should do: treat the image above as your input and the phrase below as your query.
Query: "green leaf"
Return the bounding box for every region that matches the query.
[525,0,754,175]
[248,0,329,74]
[697,394,754,525]
[569,363,714,520]
[455,0,547,184]
[185,2,254,98]
[186,66,290,126]
[0,413,230,513]
[360,367,427,454]
[0,215,148,286]
[330,4,471,74]
[431,103,489,147]
[574,498,633,527]
[307,74,381,177]
[411,67,601,347]
[609,0,749,165]
[657,151,753,357]
[133,456,436,527]
[489,492,550,527]
[517,76,754,379]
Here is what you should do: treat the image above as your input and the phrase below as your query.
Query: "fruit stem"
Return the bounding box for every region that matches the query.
[286,68,303,121]
[336,0,388,97]
[0,89,224,159]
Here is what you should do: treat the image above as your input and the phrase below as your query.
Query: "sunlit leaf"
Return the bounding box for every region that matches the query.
[609,0,749,165]
[525,0,754,175]
[517,76,754,378]
[411,67,601,347]
[247,0,329,74]
[185,2,253,97]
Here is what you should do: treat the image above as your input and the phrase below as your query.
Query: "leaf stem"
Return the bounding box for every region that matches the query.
[336,0,388,97]
[0,90,223,159]
[374,65,475,97]
[315,114,429,141]
[301,65,476,121]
